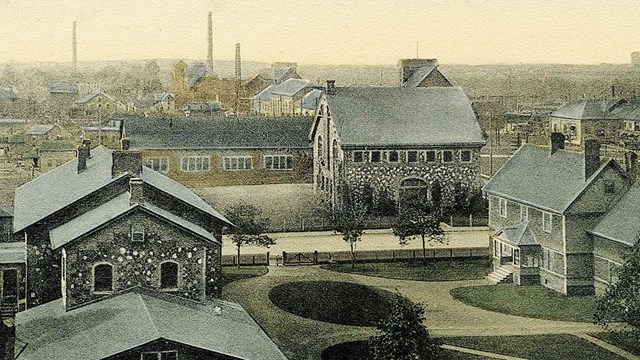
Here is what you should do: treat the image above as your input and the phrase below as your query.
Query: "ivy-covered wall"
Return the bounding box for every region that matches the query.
[64,210,221,309]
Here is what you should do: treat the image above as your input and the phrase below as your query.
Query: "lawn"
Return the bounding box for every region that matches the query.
[321,258,492,281]
[269,280,402,326]
[450,284,597,322]
[443,334,626,360]
[221,265,268,288]
[590,332,640,356]
[321,340,485,360]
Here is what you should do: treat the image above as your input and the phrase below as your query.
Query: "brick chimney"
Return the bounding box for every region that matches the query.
[77,139,91,173]
[550,132,565,155]
[111,150,142,178]
[129,177,144,205]
[326,80,336,95]
[626,151,637,181]
[120,138,130,151]
[584,139,601,180]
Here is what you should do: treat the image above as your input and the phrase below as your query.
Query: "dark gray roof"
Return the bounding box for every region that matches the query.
[183,102,222,112]
[402,65,437,87]
[301,89,323,110]
[49,194,220,250]
[550,99,624,120]
[274,66,301,84]
[0,242,25,264]
[252,79,312,100]
[0,206,13,217]
[133,98,156,108]
[590,181,640,246]
[124,116,312,150]
[495,223,537,246]
[483,145,612,213]
[186,62,217,85]
[153,93,173,101]
[26,124,54,136]
[16,289,288,360]
[327,87,485,147]
[76,92,116,105]
[611,99,640,121]
[48,80,78,94]
[14,146,230,232]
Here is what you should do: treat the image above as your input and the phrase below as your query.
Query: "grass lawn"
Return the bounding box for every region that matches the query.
[321,340,485,360]
[269,280,402,326]
[221,265,268,288]
[591,332,640,356]
[321,258,492,281]
[443,334,626,360]
[450,284,596,322]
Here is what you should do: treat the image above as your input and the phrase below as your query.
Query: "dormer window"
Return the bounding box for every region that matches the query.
[131,224,145,242]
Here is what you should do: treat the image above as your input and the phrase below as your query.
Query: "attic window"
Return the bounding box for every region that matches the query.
[425,150,436,163]
[131,225,145,242]
[460,150,471,163]
[93,263,113,293]
[142,351,178,360]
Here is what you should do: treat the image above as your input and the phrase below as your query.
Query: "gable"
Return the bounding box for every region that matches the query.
[566,162,629,214]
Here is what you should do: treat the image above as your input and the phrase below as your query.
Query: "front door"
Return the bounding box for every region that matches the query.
[2,269,18,305]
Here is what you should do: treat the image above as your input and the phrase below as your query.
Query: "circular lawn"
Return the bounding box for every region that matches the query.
[269,280,401,326]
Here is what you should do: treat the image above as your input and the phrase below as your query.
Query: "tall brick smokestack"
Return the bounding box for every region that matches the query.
[207,11,214,73]
[235,43,241,114]
[72,21,77,73]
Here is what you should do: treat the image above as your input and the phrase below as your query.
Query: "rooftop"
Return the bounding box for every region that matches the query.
[0,242,25,264]
[590,180,640,246]
[26,124,55,136]
[48,80,78,94]
[550,99,624,120]
[495,223,538,246]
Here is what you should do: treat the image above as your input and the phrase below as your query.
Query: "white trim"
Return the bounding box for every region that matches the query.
[143,157,169,174]
[263,154,293,170]
[542,211,553,233]
[222,155,253,171]
[180,155,211,173]
[459,149,472,163]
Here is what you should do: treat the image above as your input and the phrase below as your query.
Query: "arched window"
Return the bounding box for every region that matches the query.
[93,263,113,293]
[160,261,179,290]
[317,135,323,159]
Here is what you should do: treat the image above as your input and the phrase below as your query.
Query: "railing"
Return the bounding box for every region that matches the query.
[221,252,270,267]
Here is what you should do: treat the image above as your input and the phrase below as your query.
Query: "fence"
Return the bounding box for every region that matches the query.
[447,213,488,227]
[282,246,489,266]
[268,213,397,233]
[222,252,270,267]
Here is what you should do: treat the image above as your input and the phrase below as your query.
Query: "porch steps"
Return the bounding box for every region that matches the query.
[486,266,513,284]
[0,303,17,320]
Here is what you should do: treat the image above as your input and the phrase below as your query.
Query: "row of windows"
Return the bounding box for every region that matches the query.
[351,149,472,164]
[93,261,179,293]
[145,155,294,173]
[498,199,553,233]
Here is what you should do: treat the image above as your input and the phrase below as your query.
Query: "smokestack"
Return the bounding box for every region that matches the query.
[584,139,601,180]
[72,21,77,73]
[326,80,336,95]
[77,140,91,173]
[611,85,616,99]
[550,132,565,155]
[207,12,214,73]
[235,43,241,82]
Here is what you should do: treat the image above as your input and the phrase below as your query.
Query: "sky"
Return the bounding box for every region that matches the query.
[1,0,639,66]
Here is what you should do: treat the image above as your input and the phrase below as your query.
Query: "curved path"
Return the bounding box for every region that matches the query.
[223,265,614,359]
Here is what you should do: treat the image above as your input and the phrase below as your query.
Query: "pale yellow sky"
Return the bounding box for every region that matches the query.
[0,0,639,65]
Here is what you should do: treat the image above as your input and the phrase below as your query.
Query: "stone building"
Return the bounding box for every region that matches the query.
[310,84,485,209]
[122,115,313,188]
[483,135,633,295]
[13,143,232,308]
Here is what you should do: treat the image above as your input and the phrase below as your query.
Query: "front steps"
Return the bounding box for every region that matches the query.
[486,266,513,284]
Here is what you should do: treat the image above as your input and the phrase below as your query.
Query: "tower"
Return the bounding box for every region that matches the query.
[207,12,214,73]
[235,43,241,114]
[72,21,77,73]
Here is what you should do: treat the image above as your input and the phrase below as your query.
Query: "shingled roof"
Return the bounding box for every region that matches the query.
[550,99,624,120]
[16,289,288,360]
[495,223,538,246]
[483,145,616,213]
[326,87,485,148]
[123,116,312,150]
[590,181,640,246]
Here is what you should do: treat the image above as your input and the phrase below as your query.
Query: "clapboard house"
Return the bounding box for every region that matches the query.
[122,116,313,188]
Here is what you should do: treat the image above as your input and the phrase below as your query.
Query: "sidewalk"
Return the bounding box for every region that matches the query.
[221,227,492,256]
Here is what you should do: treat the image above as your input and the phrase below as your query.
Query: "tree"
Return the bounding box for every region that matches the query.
[224,203,275,268]
[331,182,368,268]
[594,240,640,343]
[368,293,442,360]
[393,201,446,261]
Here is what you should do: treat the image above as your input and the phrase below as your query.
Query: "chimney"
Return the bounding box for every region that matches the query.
[207,11,214,73]
[550,132,565,155]
[120,138,130,151]
[626,151,638,181]
[326,80,336,95]
[111,150,142,178]
[72,21,77,73]
[129,177,144,205]
[584,139,601,180]
[77,139,91,173]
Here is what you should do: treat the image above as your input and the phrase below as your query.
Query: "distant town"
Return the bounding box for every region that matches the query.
[0,10,639,360]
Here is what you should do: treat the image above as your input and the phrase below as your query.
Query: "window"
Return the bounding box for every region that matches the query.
[160,262,178,290]
[499,198,507,218]
[353,151,364,163]
[223,156,252,170]
[388,151,399,162]
[317,135,323,158]
[370,151,381,163]
[425,150,436,163]
[180,156,210,172]
[442,150,453,163]
[513,249,520,266]
[542,212,553,232]
[407,151,418,163]
[460,150,471,162]
[142,351,178,360]
[93,263,113,293]
[520,205,529,222]
[144,158,168,173]
[493,240,500,257]
[264,155,293,170]
[131,224,145,242]
[542,249,551,270]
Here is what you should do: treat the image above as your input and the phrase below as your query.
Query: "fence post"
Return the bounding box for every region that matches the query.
[314,251,318,264]
[233,256,237,266]
[450,215,454,227]
[392,250,395,261]
[469,213,473,227]
[252,255,256,265]
[266,251,270,266]
[301,217,305,232]
[413,250,416,259]
[298,252,301,264]
[283,219,287,233]
[283,251,287,265]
